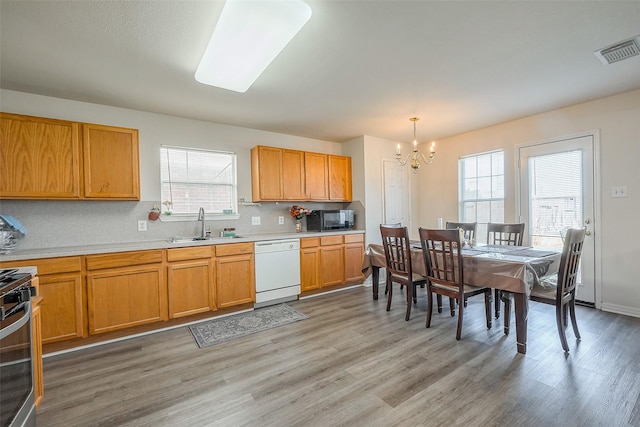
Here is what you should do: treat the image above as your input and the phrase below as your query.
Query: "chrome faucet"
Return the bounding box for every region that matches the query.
[198,207,206,238]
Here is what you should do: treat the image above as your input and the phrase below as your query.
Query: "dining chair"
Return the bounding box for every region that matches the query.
[446,221,477,243]
[380,225,426,321]
[487,222,525,319]
[503,227,586,352]
[418,228,492,340]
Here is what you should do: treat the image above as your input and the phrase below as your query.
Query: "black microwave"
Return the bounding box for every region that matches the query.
[306,210,355,231]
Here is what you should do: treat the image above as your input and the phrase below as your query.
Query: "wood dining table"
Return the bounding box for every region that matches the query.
[361,243,562,354]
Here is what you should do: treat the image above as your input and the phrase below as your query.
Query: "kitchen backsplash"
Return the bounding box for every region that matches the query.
[0,200,364,251]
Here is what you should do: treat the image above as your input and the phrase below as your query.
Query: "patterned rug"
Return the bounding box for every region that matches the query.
[189,304,308,348]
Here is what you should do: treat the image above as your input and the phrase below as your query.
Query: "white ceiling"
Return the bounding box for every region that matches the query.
[1,1,639,143]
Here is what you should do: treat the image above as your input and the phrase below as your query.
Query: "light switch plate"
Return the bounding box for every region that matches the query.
[278,216,285,225]
[137,220,147,232]
[612,186,628,198]
[251,216,261,225]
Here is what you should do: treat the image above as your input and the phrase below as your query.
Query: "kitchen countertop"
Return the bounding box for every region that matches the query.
[0,230,365,262]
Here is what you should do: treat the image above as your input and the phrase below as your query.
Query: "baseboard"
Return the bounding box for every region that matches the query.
[600,302,640,318]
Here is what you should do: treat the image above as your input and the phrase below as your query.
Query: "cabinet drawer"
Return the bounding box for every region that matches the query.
[300,237,320,248]
[344,233,364,244]
[215,242,254,257]
[167,246,212,262]
[0,256,82,275]
[320,235,343,246]
[86,250,163,270]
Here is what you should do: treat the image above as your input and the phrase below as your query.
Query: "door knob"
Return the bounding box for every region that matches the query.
[585,229,591,236]
[584,219,591,224]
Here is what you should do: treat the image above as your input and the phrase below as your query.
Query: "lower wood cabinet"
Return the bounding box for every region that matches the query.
[344,233,365,283]
[300,238,321,291]
[167,246,215,318]
[320,236,345,286]
[0,256,86,344]
[86,250,166,335]
[300,233,365,290]
[215,242,255,308]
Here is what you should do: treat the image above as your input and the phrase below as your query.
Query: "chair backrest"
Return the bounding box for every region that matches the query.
[418,228,464,294]
[556,227,587,298]
[380,225,413,277]
[446,221,477,241]
[486,223,525,246]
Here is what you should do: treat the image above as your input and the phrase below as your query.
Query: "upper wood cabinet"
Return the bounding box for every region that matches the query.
[251,145,352,202]
[328,155,352,201]
[83,123,140,200]
[304,152,329,200]
[0,113,140,200]
[0,113,81,199]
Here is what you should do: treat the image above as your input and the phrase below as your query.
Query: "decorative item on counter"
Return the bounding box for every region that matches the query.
[162,200,173,215]
[148,204,161,221]
[0,214,27,254]
[289,205,310,233]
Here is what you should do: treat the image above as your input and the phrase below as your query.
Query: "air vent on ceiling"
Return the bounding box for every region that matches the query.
[594,36,640,65]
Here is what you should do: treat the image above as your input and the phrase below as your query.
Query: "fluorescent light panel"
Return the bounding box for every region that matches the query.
[195,0,312,92]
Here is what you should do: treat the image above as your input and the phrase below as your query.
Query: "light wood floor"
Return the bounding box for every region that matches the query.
[36,286,640,427]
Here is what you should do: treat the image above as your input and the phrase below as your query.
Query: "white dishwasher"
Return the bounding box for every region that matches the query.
[254,239,301,308]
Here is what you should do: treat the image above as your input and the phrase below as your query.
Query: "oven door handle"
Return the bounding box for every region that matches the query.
[0,301,30,340]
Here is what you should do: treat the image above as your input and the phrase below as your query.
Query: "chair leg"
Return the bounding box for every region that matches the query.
[484,290,492,329]
[386,280,393,312]
[405,282,412,321]
[426,289,433,328]
[556,303,570,352]
[494,289,501,318]
[456,298,464,340]
[412,283,418,304]
[449,297,455,317]
[569,299,581,340]
[502,292,511,335]
[437,295,443,313]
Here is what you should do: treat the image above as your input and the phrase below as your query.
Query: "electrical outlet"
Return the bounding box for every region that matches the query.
[278,216,285,225]
[612,186,628,198]
[251,216,261,225]
[137,220,147,232]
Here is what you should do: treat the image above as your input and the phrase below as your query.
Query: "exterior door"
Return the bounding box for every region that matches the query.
[383,160,410,227]
[517,134,597,304]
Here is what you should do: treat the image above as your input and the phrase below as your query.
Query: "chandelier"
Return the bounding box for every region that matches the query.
[396,117,436,172]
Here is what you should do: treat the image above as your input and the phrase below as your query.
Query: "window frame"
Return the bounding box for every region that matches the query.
[458,150,505,243]
[159,145,240,222]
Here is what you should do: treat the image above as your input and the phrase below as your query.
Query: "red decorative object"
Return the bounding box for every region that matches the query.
[289,205,310,220]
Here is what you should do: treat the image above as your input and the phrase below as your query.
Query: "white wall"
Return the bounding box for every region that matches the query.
[416,88,640,317]
[0,90,345,249]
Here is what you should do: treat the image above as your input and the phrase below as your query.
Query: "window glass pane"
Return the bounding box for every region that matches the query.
[477,154,492,177]
[491,200,504,222]
[462,202,476,222]
[160,146,237,215]
[492,152,504,175]
[492,175,504,198]
[476,201,491,223]
[463,178,478,199]
[477,176,492,199]
[463,157,477,177]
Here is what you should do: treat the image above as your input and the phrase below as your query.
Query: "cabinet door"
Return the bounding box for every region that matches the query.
[328,155,352,201]
[216,253,255,308]
[39,273,86,344]
[87,264,166,334]
[304,152,329,200]
[251,145,283,201]
[345,243,365,283]
[320,245,345,286]
[300,246,321,291]
[167,259,215,318]
[82,124,140,200]
[0,113,81,199]
[282,149,306,200]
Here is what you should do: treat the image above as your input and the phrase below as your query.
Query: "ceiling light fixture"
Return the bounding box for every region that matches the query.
[195,0,312,93]
[396,117,436,172]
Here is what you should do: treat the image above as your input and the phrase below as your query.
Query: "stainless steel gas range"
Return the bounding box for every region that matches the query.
[0,268,36,427]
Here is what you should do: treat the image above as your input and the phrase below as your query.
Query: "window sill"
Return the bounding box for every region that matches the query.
[159,213,241,222]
